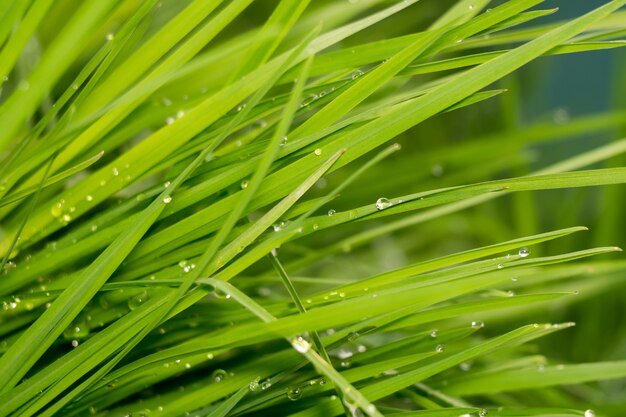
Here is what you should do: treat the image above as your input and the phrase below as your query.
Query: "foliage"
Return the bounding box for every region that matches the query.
[0,1,625,416]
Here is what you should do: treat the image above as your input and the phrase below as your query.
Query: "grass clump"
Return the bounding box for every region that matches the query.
[1,1,626,416]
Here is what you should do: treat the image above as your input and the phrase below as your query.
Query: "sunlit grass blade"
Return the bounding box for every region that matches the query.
[442,361,626,395]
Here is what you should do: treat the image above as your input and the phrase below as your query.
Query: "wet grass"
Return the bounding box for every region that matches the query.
[1,1,626,416]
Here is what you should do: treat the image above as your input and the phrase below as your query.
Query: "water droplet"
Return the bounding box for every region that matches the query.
[240,180,249,189]
[311,377,326,386]
[351,69,364,79]
[71,340,79,347]
[518,247,530,258]
[292,336,311,353]
[435,344,445,353]
[479,409,487,417]
[63,321,90,341]
[85,195,93,202]
[459,362,472,371]
[584,410,595,417]
[431,164,444,177]
[471,320,484,328]
[314,148,322,156]
[62,214,72,223]
[287,387,302,400]
[375,197,392,210]
[553,108,570,125]
[507,290,515,297]
[260,379,272,390]
[301,94,318,107]
[430,329,438,338]
[336,348,353,360]
[469,4,475,10]
[347,332,359,341]
[163,196,172,204]
[128,291,149,310]
[176,110,185,119]
[106,33,114,41]
[497,264,504,269]
[272,224,282,232]
[327,209,336,216]
[249,378,260,391]
[51,200,65,217]
[280,136,288,146]
[212,369,228,382]
[166,116,175,125]
[212,288,231,300]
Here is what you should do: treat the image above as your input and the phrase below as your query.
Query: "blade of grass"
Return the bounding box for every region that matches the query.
[442,361,626,395]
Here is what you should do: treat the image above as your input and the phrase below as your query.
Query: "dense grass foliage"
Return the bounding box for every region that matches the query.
[1,1,626,416]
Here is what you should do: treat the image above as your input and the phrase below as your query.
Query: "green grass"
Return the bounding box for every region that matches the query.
[1,1,626,416]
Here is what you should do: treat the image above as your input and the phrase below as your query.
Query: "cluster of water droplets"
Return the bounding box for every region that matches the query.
[1,295,22,311]
[178,260,196,273]
[165,109,186,125]
[272,220,290,232]
[248,376,271,391]
[322,290,346,301]
[50,198,77,224]
[63,317,90,348]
